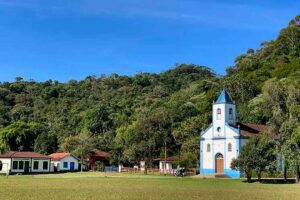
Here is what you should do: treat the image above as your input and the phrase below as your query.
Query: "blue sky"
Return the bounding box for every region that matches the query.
[0,0,298,82]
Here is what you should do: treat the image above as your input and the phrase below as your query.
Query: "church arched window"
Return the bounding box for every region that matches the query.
[217,108,221,120]
[207,144,211,152]
[229,108,233,120]
[228,143,232,152]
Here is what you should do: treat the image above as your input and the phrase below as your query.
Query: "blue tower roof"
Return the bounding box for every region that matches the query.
[215,90,233,104]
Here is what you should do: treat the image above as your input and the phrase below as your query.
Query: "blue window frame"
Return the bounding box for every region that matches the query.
[63,162,68,168]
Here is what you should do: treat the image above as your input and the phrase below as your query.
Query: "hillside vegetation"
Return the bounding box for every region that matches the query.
[0,16,299,169]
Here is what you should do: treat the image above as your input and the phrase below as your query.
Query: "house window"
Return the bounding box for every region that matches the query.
[0,161,2,171]
[229,108,233,120]
[207,144,211,152]
[33,161,39,170]
[43,161,48,170]
[18,161,24,170]
[217,108,221,120]
[63,162,68,168]
[228,143,232,152]
[13,161,18,170]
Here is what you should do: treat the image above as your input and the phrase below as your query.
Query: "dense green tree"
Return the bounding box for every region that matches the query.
[0,121,46,153]
[34,132,58,155]
[231,135,277,182]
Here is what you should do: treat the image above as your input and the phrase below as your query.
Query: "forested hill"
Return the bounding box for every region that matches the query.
[0,16,299,167]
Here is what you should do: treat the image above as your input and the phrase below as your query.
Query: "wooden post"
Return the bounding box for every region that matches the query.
[164,140,167,176]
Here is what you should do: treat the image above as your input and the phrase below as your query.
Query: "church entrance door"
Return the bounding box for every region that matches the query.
[215,154,224,174]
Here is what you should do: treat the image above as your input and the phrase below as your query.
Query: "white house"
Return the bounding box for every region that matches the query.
[154,156,179,174]
[49,153,79,172]
[0,151,51,174]
[200,90,268,178]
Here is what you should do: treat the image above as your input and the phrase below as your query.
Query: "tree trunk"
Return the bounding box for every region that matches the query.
[257,171,262,182]
[284,166,287,181]
[144,164,148,175]
[81,150,84,172]
[296,165,300,183]
[246,171,252,183]
[247,175,252,183]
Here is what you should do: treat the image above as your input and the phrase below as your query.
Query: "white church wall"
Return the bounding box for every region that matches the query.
[202,126,213,139]
[202,139,213,169]
[225,126,238,138]
[213,140,225,155]
[225,138,237,170]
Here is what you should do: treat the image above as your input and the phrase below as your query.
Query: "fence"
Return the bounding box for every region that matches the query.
[104,166,118,172]
[119,167,160,174]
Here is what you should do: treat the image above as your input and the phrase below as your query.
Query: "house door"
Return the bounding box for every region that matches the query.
[24,161,30,174]
[215,154,224,174]
[70,162,75,172]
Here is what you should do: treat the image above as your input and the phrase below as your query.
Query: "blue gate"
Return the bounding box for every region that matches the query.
[105,166,118,172]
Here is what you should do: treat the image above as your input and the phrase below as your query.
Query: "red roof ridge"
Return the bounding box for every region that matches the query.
[90,149,110,158]
[0,151,50,159]
[49,152,78,161]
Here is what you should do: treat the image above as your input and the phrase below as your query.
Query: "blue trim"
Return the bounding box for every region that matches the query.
[224,169,240,178]
[212,123,215,173]
[200,137,203,172]
[236,138,240,156]
[224,103,226,170]
[200,169,241,178]
[201,124,213,136]
[225,123,240,135]
[200,168,215,175]
[212,137,226,140]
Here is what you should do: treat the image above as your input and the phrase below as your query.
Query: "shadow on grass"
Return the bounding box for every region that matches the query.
[242,178,297,184]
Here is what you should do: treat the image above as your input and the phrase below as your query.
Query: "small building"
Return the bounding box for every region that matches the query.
[154,156,179,174]
[0,151,51,174]
[87,149,110,170]
[49,153,79,172]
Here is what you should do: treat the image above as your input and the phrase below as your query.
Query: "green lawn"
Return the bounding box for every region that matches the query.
[0,172,299,200]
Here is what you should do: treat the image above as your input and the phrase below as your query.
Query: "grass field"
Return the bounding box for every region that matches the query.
[0,172,299,200]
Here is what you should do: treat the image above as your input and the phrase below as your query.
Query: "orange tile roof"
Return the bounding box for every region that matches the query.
[49,152,78,161]
[0,151,50,159]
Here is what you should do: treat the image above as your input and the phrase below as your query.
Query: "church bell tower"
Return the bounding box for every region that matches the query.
[212,90,236,137]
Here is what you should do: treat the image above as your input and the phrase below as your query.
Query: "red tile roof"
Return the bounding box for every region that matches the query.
[49,153,79,161]
[231,123,269,137]
[90,149,110,158]
[0,151,50,159]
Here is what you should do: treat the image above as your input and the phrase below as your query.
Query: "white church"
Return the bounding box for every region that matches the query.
[200,90,267,178]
